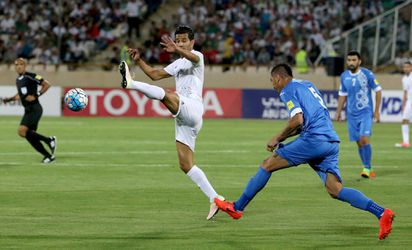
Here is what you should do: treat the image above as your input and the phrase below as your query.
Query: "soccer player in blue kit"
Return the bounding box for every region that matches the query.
[214,64,394,240]
[336,51,382,178]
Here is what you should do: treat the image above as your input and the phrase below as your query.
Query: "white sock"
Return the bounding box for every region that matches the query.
[187,165,218,203]
[131,80,165,100]
[402,124,409,144]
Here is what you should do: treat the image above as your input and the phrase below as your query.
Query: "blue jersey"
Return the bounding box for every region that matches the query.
[339,67,382,117]
[279,79,340,142]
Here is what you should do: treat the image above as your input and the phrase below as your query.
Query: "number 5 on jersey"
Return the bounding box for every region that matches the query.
[309,87,327,109]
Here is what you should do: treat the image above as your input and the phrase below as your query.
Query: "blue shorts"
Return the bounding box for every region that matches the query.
[347,115,372,141]
[275,137,342,184]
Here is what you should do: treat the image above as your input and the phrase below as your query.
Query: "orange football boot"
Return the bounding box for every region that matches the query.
[378,209,395,240]
[214,198,243,220]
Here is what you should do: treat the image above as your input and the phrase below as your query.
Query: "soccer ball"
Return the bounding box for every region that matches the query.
[64,88,88,112]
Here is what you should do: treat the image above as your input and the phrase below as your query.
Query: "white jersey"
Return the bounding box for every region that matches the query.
[164,50,204,101]
[402,73,412,100]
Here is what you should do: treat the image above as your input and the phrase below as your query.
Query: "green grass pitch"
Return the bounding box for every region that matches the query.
[0,116,411,249]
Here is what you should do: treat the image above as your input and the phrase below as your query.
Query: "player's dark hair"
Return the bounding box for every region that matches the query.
[271,63,293,77]
[404,61,412,65]
[175,25,194,40]
[347,51,361,60]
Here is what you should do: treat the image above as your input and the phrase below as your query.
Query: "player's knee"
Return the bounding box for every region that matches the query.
[178,162,191,173]
[261,159,271,170]
[17,128,27,137]
[177,157,190,172]
[327,190,339,199]
[358,138,369,146]
[325,184,341,199]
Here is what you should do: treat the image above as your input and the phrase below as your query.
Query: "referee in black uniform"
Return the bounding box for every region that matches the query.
[3,58,57,163]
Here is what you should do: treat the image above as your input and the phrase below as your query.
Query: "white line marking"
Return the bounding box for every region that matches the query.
[0,149,250,156]
[0,162,401,169]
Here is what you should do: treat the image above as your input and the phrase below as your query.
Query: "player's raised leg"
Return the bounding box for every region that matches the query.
[119,61,166,100]
[119,61,182,116]
[325,173,395,240]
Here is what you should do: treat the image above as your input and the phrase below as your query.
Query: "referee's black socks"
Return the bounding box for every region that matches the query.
[26,130,52,143]
[26,130,52,158]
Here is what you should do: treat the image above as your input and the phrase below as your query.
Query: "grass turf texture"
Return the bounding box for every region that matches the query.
[0,116,411,249]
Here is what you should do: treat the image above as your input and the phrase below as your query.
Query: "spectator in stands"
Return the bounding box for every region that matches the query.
[0,39,6,63]
[145,0,398,69]
[126,0,144,38]
[0,0,157,69]
[1,13,15,34]
[0,0,405,69]
[308,39,321,65]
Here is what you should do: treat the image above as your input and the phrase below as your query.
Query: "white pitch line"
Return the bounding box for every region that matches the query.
[0,149,251,156]
[2,139,411,151]
[0,140,264,145]
[0,120,86,125]
[0,162,401,169]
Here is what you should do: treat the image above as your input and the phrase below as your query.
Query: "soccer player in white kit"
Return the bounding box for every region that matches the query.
[119,25,223,220]
[395,61,412,148]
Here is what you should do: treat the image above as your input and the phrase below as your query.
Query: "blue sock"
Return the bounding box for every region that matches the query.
[363,144,372,169]
[358,147,365,165]
[234,167,271,211]
[337,187,385,219]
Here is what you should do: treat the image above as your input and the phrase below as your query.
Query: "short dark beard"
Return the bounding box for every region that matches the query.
[348,65,359,73]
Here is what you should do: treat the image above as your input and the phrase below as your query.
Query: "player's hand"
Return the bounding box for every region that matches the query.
[374,111,380,123]
[127,48,141,62]
[335,113,342,122]
[25,95,36,102]
[266,136,280,152]
[160,35,178,53]
[2,97,11,104]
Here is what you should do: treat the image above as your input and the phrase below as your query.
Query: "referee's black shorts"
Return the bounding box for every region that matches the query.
[20,103,43,131]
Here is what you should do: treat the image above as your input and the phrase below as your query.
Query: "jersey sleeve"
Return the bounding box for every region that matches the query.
[338,73,348,96]
[191,50,204,67]
[27,72,44,85]
[280,89,302,118]
[402,76,411,92]
[366,70,382,92]
[164,51,203,76]
[163,59,181,76]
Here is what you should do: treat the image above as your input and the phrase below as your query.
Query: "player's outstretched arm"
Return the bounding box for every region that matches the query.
[2,93,19,103]
[127,48,171,81]
[160,36,200,64]
[266,113,303,152]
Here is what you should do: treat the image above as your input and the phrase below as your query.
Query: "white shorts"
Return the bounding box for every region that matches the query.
[173,94,204,152]
[403,100,412,120]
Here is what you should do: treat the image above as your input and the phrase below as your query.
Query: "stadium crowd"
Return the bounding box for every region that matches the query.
[0,0,406,70]
[144,0,396,69]
[0,0,162,68]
